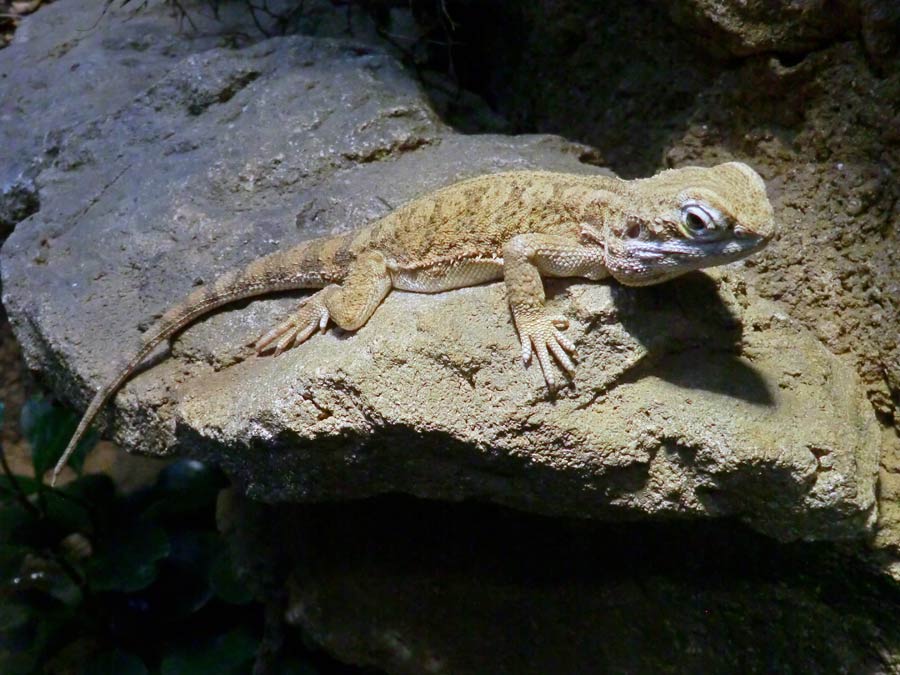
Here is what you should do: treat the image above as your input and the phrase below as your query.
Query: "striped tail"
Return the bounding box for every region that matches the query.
[50,240,339,485]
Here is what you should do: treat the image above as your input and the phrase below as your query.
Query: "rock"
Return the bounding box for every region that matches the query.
[0,10,879,542]
[860,0,900,71]
[181,266,878,542]
[222,493,900,675]
[0,0,272,239]
[663,0,858,57]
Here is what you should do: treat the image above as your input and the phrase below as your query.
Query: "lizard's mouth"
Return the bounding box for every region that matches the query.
[628,235,768,261]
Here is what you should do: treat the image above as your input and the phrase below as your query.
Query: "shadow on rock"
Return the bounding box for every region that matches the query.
[608,271,773,406]
[223,493,900,675]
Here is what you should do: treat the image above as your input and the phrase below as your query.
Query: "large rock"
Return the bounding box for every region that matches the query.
[0,0,276,237]
[0,17,879,542]
[662,0,858,56]
[221,495,900,675]
[180,266,878,541]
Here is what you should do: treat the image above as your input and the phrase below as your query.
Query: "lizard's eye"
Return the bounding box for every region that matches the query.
[680,203,719,238]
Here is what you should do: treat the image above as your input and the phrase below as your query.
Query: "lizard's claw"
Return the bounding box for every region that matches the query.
[254,294,330,356]
[515,311,578,391]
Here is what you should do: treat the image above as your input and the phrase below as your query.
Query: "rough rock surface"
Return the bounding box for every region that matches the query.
[221,493,900,675]
[1,1,898,672]
[180,267,878,541]
[0,5,880,543]
[0,0,265,237]
[663,0,857,56]
[439,0,900,568]
[663,0,900,67]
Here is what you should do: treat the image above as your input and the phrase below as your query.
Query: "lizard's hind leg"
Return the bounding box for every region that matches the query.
[254,289,331,356]
[254,250,392,356]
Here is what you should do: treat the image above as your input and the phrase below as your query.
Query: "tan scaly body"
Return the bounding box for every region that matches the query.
[53,163,775,483]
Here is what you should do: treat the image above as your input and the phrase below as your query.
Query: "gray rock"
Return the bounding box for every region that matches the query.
[226,495,900,675]
[0,0,267,235]
[664,0,897,67]
[0,19,878,542]
[662,0,858,56]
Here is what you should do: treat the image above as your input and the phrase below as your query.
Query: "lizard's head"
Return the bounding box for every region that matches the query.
[604,162,775,286]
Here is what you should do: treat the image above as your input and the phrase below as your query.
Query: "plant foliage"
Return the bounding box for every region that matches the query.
[0,397,329,674]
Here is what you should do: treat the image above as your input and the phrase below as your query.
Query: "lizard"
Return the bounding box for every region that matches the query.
[51,161,775,484]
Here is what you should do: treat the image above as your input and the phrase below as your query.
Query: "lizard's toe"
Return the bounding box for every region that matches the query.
[516,312,578,391]
[255,294,330,355]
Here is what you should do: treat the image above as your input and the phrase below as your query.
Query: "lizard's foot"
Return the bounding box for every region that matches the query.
[254,292,331,356]
[515,310,578,391]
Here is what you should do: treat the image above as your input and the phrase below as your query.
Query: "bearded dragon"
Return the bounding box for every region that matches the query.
[52,161,775,483]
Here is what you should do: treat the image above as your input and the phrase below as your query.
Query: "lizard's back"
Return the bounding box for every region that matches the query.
[360,171,622,267]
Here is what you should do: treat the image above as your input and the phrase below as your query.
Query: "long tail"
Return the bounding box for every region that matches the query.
[51,240,340,485]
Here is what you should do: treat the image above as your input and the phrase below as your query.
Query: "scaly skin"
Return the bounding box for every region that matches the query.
[52,162,775,484]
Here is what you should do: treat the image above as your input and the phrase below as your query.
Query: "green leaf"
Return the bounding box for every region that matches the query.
[142,460,226,520]
[60,473,117,510]
[0,544,30,578]
[160,627,257,675]
[0,602,30,631]
[209,547,253,605]
[20,396,98,480]
[0,652,36,675]
[0,503,36,545]
[86,524,170,593]
[41,490,93,535]
[82,649,149,675]
[0,474,41,497]
[12,565,83,609]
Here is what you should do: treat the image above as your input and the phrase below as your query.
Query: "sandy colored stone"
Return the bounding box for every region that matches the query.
[180,267,877,542]
[0,17,880,543]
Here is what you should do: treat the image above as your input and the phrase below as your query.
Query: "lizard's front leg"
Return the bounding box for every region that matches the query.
[255,251,392,355]
[502,234,608,390]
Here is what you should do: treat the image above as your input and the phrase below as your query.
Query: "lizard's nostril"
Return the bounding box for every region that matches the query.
[625,223,642,239]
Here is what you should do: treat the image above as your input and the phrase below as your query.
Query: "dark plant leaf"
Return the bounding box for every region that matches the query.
[0,653,36,675]
[149,530,217,618]
[14,561,83,607]
[0,474,41,497]
[83,648,149,675]
[160,626,257,675]
[0,543,30,577]
[142,460,226,520]
[273,658,325,675]
[0,504,36,544]
[86,524,169,593]
[43,489,93,534]
[209,547,254,605]
[21,397,98,480]
[0,602,30,631]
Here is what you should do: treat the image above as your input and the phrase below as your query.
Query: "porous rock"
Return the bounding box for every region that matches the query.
[0,22,879,543]
[662,0,858,56]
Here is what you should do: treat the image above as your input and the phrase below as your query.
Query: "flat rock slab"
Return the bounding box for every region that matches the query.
[1,27,878,541]
[182,269,878,541]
